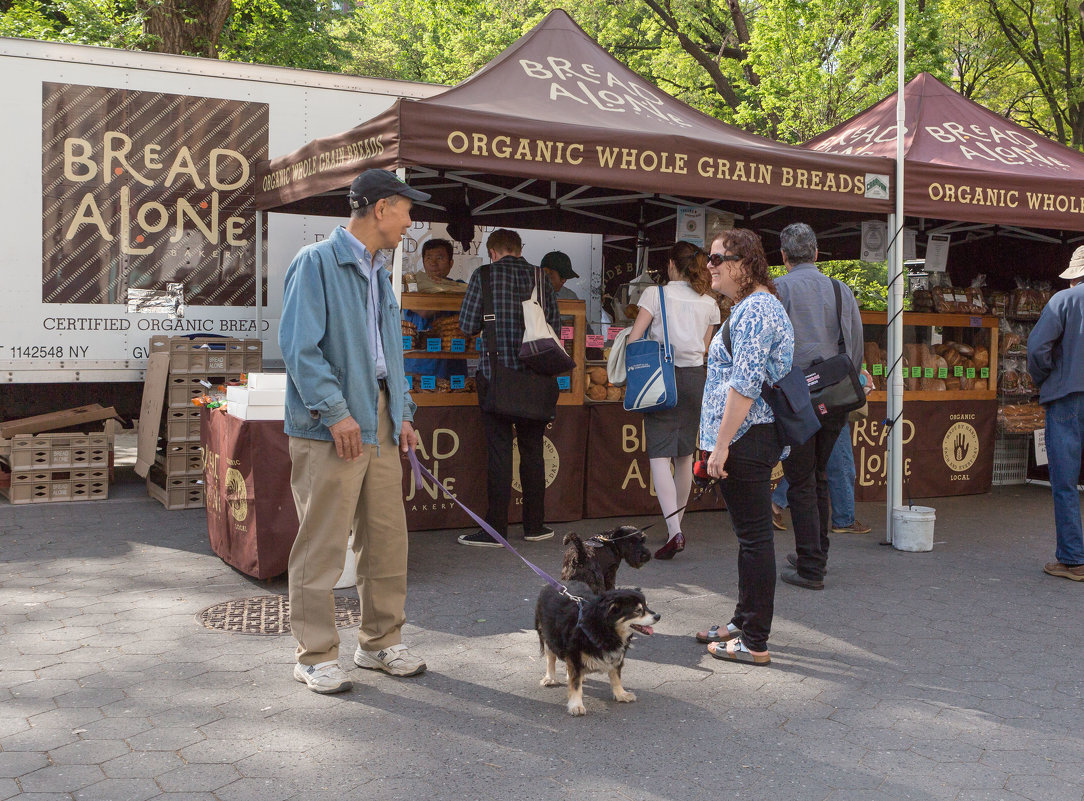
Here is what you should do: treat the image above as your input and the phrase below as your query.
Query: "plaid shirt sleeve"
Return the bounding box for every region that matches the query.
[459,271,483,336]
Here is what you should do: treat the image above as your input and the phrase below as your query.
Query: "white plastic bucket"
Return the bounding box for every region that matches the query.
[891,505,935,552]
[334,531,357,589]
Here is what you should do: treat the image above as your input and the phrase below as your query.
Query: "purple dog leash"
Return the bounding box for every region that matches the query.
[407,448,583,602]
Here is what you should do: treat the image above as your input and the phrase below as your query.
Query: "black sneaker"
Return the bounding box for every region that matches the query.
[523,525,555,542]
[457,530,503,548]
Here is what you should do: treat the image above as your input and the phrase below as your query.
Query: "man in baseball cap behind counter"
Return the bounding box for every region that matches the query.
[279,169,430,693]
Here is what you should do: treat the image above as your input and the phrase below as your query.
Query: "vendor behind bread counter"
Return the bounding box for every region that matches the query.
[403,238,469,382]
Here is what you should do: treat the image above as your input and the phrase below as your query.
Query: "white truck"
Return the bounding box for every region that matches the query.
[1,37,601,419]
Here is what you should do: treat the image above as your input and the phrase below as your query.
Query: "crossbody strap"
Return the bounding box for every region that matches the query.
[657,284,673,363]
[831,278,846,355]
[480,265,501,368]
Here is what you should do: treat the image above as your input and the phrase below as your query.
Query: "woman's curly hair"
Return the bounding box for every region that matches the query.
[710,229,778,302]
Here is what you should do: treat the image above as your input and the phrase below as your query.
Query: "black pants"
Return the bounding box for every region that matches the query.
[782,412,846,581]
[480,410,547,537]
[719,423,782,653]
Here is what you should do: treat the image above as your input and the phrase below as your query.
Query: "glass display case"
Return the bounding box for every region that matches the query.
[860,311,998,402]
[399,293,585,407]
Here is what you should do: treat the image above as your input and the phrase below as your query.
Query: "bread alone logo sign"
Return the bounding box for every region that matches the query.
[42,83,268,305]
[942,421,979,473]
[512,434,561,491]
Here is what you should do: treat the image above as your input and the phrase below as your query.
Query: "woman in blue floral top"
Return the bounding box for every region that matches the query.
[695,229,794,667]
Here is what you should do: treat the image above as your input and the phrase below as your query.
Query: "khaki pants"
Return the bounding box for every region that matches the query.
[287,391,408,665]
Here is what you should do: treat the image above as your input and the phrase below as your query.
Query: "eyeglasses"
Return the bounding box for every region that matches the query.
[707,252,742,266]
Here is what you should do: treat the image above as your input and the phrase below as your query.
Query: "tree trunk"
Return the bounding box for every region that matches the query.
[139,0,233,57]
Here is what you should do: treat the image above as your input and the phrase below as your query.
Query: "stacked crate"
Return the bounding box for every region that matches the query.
[145,336,262,509]
[1,433,111,504]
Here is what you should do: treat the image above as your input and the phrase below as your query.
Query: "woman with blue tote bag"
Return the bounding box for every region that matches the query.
[626,241,720,560]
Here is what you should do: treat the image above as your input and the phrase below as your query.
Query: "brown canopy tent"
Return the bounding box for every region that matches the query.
[805,72,1084,281]
[254,9,893,246]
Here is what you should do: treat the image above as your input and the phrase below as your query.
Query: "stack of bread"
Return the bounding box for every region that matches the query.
[896,342,989,391]
[997,402,1045,432]
[585,365,624,402]
[406,375,476,394]
[428,316,471,350]
[401,319,417,350]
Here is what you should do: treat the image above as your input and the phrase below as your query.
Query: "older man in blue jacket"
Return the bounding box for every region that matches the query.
[279,170,428,693]
[1028,246,1084,582]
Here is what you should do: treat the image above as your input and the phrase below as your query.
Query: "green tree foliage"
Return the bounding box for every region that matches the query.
[219,0,346,71]
[0,0,145,47]
[983,0,1084,147]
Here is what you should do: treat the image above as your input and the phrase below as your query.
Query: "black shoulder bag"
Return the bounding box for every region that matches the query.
[804,280,865,420]
[723,317,820,448]
[474,266,559,421]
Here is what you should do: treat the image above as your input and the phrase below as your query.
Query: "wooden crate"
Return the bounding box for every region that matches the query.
[147,473,204,510]
[0,467,108,504]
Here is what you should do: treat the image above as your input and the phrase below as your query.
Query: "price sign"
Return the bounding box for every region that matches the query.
[404,375,413,390]
[450,375,465,390]
[980,367,989,379]
[924,367,934,378]
[607,326,624,340]
[586,334,605,348]
[402,335,412,351]
[561,326,574,340]
[556,376,571,390]
[969,316,982,327]
[954,365,964,377]
[426,337,441,352]
[911,366,922,378]
[872,363,884,376]
[966,367,976,379]
[420,375,436,390]
[449,338,466,353]
[938,367,948,378]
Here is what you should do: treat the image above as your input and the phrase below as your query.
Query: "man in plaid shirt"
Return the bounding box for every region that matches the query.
[457,229,562,547]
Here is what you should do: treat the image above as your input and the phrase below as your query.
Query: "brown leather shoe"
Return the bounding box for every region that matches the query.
[1043,561,1084,581]
[831,520,871,534]
[772,509,786,531]
[654,532,685,560]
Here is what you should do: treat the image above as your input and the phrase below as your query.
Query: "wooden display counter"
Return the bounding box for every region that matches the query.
[860,311,998,402]
[400,293,586,406]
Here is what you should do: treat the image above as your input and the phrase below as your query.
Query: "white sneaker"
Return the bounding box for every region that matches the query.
[354,644,427,677]
[293,660,352,694]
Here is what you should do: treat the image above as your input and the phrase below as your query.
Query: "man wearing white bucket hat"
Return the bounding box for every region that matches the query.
[1027,246,1084,581]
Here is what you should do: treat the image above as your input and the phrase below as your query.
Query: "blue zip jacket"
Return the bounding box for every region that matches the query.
[279,226,416,445]
[1027,282,1084,405]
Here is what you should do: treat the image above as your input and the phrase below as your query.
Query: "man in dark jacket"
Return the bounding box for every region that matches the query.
[457,229,561,547]
[1028,246,1084,581]
[774,222,864,590]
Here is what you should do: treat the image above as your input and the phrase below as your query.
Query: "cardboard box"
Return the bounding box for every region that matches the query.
[225,386,285,406]
[247,372,287,391]
[0,404,121,439]
[226,401,285,421]
[135,353,171,479]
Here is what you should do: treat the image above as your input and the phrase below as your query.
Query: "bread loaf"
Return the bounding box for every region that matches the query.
[587,366,608,386]
[587,385,607,401]
[606,386,623,402]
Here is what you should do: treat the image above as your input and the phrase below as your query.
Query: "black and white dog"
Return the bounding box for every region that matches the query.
[534,580,660,716]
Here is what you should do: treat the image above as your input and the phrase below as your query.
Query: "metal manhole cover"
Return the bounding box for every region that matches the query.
[197,595,361,635]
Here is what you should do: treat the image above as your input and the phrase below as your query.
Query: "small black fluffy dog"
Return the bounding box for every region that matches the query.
[535,580,660,716]
[560,527,652,593]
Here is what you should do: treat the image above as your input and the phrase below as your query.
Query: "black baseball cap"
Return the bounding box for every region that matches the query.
[541,251,578,279]
[348,169,431,210]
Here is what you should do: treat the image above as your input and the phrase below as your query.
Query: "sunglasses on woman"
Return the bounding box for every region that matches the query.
[707,252,742,266]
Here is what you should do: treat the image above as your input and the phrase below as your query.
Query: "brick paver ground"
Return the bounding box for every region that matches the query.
[2,469,1082,801]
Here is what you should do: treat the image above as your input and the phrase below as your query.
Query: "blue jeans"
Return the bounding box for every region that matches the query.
[773,424,856,528]
[1045,392,1084,566]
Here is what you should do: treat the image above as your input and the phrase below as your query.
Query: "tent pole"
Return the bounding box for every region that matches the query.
[887,0,907,543]
[392,168,406,307]
[255,210,264,343]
